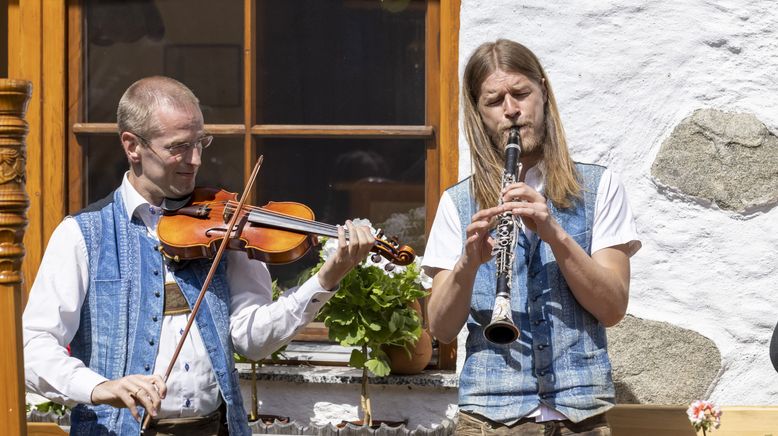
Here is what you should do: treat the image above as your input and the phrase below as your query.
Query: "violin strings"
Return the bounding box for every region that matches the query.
[221,200,345,237]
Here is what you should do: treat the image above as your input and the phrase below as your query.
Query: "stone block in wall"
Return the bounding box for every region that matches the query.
[608,315,721,404]
[651,108,778,214]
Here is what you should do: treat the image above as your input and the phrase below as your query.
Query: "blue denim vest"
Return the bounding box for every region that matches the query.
[68,190,250,436]
[450,163,613,424]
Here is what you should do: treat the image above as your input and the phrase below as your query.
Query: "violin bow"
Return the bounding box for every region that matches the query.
[141,156,264,432]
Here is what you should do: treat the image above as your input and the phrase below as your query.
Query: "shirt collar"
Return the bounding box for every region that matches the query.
[119,172,162,227]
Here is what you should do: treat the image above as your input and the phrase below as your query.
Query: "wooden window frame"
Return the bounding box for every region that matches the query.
[65,0,460,369]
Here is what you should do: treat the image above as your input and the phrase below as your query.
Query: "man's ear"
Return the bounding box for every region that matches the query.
[121,131,142,164]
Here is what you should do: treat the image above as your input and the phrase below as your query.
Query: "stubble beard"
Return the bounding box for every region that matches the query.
[492,122,546,161]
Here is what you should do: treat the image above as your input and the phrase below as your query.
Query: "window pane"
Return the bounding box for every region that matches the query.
[83,135,244,204]
[85,0,243,124]
[256,0,426,125]
[84,136,129,203]
[256,137,426,287]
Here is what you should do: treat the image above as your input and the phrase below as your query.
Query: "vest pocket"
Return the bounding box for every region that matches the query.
[569,348,610,384]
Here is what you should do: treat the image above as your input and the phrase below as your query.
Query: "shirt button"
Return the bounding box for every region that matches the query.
[537,344,546,350]
[534,319,544,326]
[184,398,191,407]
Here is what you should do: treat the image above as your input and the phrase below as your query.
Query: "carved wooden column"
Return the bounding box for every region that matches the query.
[0,79,32,436]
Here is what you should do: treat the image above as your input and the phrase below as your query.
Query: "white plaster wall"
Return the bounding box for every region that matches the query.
[241,380,457,428]
[458,0,778,405]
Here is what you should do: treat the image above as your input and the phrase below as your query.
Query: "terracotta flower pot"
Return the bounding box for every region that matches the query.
[382,299,432,374]
[383,329,433,375]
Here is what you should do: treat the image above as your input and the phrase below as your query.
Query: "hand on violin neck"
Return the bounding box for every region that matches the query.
[316,220,375,290]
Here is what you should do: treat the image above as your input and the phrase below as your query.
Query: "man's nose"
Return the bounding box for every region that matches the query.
[503,95,521,119]
[186,145,202,166]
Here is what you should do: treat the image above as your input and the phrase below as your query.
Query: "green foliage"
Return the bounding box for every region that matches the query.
[313,253,428,377]
[26,400,68,416]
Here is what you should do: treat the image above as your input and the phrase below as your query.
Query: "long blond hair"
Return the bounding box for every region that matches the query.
[462,39,580,209]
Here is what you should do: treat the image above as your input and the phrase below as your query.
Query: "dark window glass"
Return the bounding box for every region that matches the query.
[85,0,243,124]
[256,0,426,125]
[256,137,426,287]
[84,135,244,204]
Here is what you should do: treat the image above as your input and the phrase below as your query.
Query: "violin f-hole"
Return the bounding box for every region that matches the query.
[205,214,248,239]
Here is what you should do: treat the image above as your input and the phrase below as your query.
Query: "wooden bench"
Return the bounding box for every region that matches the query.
[609,405,778,436]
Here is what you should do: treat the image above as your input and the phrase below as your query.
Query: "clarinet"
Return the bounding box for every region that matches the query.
[483,126,522,345]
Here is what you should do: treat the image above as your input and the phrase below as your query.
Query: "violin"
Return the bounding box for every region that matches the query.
[156,187,416,267]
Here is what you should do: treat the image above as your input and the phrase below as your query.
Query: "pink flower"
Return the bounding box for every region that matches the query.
[687,400,722,432]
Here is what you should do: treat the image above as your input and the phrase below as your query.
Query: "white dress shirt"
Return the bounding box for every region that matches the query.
[421,164,641,422]
[24,174,335,418]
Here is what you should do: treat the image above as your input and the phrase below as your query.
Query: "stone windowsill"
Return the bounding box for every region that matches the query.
[237,363,459,389]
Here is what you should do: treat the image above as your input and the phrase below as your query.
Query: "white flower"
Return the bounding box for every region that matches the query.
[319,236,339,262]
[411,255,433,289]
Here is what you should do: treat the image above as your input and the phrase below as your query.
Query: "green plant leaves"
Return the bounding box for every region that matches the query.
[312,247,429,378]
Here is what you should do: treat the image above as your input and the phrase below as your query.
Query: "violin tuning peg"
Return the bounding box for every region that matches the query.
[384,263,396,272]
[371,253,382,263]
[376,228,385,239]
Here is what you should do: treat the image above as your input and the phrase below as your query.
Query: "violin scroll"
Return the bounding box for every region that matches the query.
[370,230,415,269]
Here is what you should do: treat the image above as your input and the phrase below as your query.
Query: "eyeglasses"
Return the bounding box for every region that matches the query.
[132,132,213,156]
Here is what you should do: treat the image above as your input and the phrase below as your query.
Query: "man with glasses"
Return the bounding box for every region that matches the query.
[23,76,375,435]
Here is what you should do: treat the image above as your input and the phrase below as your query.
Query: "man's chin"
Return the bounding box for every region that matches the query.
[167,185,196,200]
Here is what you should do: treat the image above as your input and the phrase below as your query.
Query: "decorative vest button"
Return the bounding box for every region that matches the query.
[144,364,150,371]
[152,316,158,322]
[155,291,161,297]
[153,270,159,276]
[534,319,544,325]
[149,339,155,346]
[537,344,546,350]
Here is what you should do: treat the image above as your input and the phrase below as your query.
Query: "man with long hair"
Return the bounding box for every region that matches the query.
[423,40,641,435]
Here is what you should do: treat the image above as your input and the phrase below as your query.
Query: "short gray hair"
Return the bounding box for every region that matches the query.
[117,76,200,139]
